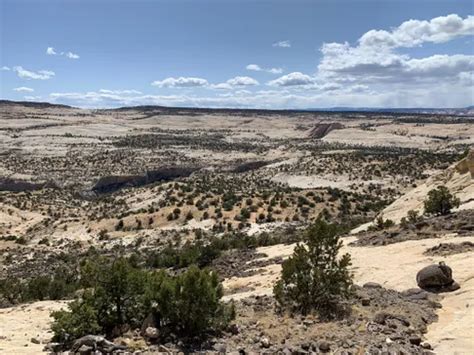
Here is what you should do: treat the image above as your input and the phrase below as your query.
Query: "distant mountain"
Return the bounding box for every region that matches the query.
[306,106,474,115]
[1,99,473,116]
[0,99,72,109]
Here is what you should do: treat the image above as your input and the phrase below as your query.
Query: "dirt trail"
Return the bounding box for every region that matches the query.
[224,235,474,354]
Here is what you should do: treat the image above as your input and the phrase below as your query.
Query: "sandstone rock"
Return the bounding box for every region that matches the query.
[144,326,160,340]
[260,336,271,348]
[416,262,460,292]
[77,344,94,355]
[213,342,227,353]
[374,312,390,325]
[319,341,331,352]
[421,341,432,350]
[43,342,61,352]
[363,282,382,289]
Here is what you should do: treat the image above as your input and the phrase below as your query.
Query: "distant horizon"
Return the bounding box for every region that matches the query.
[2,98,473,113]
[1,0,473,109]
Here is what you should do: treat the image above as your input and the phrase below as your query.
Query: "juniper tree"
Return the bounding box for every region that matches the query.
[274,219,352,318]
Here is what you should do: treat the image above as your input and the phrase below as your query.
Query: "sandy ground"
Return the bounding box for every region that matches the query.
[0,301,68,354]
[224,234,474,354]
[271,172,384,190]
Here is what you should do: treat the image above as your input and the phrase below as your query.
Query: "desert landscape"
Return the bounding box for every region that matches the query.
[0,100,473,354]
[1,1,474,353]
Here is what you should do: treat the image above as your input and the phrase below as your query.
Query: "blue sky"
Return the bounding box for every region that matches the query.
[1,0,473,108]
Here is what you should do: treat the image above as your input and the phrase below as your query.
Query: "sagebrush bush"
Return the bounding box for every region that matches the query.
[274,219,353,318]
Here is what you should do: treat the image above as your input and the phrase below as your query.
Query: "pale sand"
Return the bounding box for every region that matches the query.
[0,301,68,354]
[224,235,474,354]
[271,172,383,190]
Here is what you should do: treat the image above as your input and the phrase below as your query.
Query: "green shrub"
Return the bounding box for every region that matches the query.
[274,220,352,318]
[51,259,233,344]
[0,269,79,305]
[424,186,460,216]
[79,258,148,332]
[368,214,394,231]
[51,291,101,345]
[145,266,234,336]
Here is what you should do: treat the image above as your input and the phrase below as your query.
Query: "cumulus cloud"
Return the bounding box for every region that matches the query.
[359,14,474,49]
[318,14,474,86]
[1,66,10,71]
[246,64,283,74]
[225,76,259,86]
[46,47,80,59]
[246,64,262,71]
[13,66,55,80]
[268,72,314,87]
[46,47,57,55]
[13,87,34,92]
[211,76,259,90]
[273,40,291,48]
[48,72,473,110]
[65,52,80,59]
[99,89,142,95]
[151,77,209,88]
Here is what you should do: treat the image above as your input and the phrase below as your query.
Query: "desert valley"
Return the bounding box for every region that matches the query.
[0,100,472,354]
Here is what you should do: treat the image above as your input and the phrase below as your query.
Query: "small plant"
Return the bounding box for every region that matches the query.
[274,219,352,318]
[368,214,394,231]
[424,186,460,216]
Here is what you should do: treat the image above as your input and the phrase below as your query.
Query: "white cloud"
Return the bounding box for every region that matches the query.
[46,47,57,55]
[99,89,142,95]
[151,77,209,88]
[268,67,283,74]
[13,66,55,80]
[359,14,474,49]
[225,76,259,86]
[246,64,283,74]
[246,64,262,71]
[46,47,80,59]
[211,83,233,90]
[66,52,80,59]
[211,76,259,90]
[24,95,42,101]
[48,77,473,110]
[1,66,10,71]
[268,72,314,87]
[317,14,474,87]
[273,40,291,48]
[13,87,34,92]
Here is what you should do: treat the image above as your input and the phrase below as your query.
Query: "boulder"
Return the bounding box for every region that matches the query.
[144,326,160,340]
[318,341,331,352]
[260,336,271,348]
[416,262,460,292]
[70,335,127,354]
